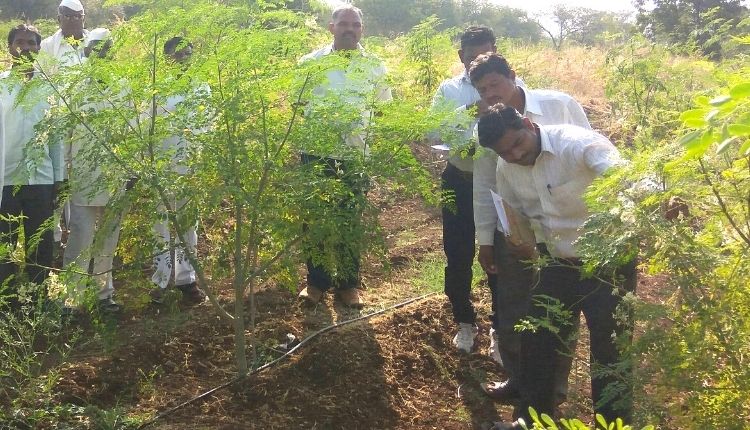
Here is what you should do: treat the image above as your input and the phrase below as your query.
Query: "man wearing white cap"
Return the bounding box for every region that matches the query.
[84,28,111,58]
[62,27,123,314]
[40,0,90,73]
[39,0,91,246]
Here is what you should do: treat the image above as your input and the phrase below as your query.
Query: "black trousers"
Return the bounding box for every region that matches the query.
[515,258,636,424]
[493,236,577,399]
[301,153,367,292]
[0,184,56,293]
[441,162,498,327]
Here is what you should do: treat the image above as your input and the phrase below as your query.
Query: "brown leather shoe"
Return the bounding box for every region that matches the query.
[177,282,207,304]
[298,285,324,305]
[337,288,363,309]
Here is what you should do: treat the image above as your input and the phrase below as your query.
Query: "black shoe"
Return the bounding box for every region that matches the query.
[97,297,122,314]
[481,379,521,404]
[176,282,206,304]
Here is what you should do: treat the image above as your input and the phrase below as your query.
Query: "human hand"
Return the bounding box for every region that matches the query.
[478,245,496,274]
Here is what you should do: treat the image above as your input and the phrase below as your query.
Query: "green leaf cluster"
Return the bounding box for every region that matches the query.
[581,42,750,428]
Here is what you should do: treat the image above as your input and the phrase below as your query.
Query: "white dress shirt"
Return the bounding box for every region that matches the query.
[0,71,62,186]
[495,124,621,258]
[300,44,392,158]
[38,29,89,74]
[474,88,591,246]
[157,82,211,175]
[69,85,125,206]
[431,72,525,172]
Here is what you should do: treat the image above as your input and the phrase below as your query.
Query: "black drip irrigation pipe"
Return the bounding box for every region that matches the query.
[136,291,437,429]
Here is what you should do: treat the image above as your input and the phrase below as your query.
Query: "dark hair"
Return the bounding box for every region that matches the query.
[477,103,526,148]
[163,36,192,55]
[460,25,495,50]
[468,52,513,85]
[7,24,42,47]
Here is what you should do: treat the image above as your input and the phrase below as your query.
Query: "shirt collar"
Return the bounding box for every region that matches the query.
[460,69,471,83]
[521,87,543,118]
[327,43,365,55]
[538,125,557,156]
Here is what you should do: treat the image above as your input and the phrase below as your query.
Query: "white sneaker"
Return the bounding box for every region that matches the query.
[489,327,503,366]
[453,323,478,353]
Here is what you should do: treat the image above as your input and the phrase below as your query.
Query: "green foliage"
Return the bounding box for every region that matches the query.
[604,35,716,143]
[0,301,82,428]
[351,0,541,42]
[517,408,655,430]
[635,0,750,59]
[34,0,456,377]
[402,16,456,97]
[582,40,750,427]
[672,79,750,160]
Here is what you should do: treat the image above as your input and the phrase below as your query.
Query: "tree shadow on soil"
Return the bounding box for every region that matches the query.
[225,321,398,429]
[454,354,507,429]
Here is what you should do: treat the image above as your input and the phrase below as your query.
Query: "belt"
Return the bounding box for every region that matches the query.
[537,243,582,265]
[446,162,473,180]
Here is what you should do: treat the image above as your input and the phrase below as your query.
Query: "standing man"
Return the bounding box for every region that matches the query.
[432,26,528,360]
[476,104,634,428]
[297,5,391,308]
[149,37,207,304]
[62,28,123,313]
[39,0,89,73]
[469,53,591,404]
[39,0,90,245]
[0,24,62,307]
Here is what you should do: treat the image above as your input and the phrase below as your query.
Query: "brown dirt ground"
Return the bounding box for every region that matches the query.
[43,155,662,430]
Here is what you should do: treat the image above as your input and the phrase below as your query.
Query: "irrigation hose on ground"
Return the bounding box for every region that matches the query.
[136,292,437,429]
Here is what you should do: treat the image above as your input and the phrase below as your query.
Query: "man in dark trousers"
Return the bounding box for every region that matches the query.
[432,26,527,360]
[297,5,391,309]
[469,53,590,405]
[0,24,62,308]
[477,104,635,429]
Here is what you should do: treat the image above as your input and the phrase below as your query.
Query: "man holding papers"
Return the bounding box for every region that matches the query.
[468,52,590,404]
[477,104,635,428]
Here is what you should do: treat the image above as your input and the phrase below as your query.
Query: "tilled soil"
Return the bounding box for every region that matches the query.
[45,173,659,430]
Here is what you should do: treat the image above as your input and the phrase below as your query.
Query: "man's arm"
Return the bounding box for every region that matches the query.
[474,149,500,274]
[48,127,65,185]
[474,147,499,247]
[581,133,622,175]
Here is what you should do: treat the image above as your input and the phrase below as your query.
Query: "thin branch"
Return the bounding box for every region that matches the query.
[698,158,750,246]
[242,235,302,286]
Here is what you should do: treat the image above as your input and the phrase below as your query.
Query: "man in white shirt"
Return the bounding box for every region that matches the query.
[468,53,591,404]
[62,28,124,314]
[39,0,91,246]
[0,24,63,308]
[39,0,89,74]
[297,5,391,309]
[477,104,635,428]
[432,25,514,360]
[149,37,207,305]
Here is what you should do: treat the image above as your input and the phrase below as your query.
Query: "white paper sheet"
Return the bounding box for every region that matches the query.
[490,190,511,237]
